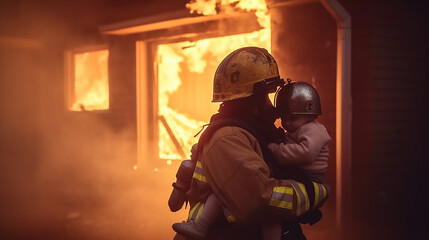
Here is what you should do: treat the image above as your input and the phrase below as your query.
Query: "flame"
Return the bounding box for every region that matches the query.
[71,50,109,111]
[187,0,270,28]
[186,0,218,15]
[157,0,271,160]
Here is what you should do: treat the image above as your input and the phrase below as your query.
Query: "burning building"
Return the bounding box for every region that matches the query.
[0,0,426,240]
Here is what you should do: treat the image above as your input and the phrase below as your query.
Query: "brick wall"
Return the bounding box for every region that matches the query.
[341,0,427,239]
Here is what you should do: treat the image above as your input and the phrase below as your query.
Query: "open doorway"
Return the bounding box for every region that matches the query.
[136,29,270,168]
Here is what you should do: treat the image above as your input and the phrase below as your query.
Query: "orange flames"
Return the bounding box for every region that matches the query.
[187,0,270,28]
[157,0,271,160]
[71,50,109,111]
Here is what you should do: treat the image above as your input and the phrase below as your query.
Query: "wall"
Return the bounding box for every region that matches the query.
[339,0,427,239]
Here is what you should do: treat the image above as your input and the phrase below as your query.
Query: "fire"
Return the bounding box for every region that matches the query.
[186,0,218,15]
[187,0,270,28]
[156,0,271,160]
[71,50,109,111]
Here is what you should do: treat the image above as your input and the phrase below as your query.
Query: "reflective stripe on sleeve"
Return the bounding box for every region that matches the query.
[192,161,207,183]
[270,181,329,217]
[291,182,310,216]
[322,184,327,199]
[313,182,320,207]
[269,186,294,210]
[313,182,328,206]
[313,182,328,207]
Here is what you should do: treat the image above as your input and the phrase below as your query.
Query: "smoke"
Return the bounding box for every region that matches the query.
[0,52,188,239]
[34,115,188,240]
[0,37,188,238]
[0,1,188,239]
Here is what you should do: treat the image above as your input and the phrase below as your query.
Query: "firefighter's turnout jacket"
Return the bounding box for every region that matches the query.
[183,112,330,239]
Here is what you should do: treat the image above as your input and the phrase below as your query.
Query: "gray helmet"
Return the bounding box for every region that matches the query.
[275,81,321,115]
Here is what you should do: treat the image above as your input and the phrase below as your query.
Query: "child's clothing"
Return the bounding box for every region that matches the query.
[268,120,331,183]
[264,120,330,239]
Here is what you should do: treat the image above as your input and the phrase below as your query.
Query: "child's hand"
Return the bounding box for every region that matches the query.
[190,143,198,160]
[268,143,278,153]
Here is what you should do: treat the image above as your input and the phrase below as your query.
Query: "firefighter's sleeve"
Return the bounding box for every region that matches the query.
[199,127,329,223]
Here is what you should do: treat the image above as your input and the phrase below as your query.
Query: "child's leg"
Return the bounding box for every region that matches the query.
[261,223,282,240]
[195,193,222,228]
[172,193,222,239]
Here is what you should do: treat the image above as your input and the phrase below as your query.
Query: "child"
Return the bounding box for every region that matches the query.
[263,81,331,239]
[269,81,330,183]
[172,81,330,240]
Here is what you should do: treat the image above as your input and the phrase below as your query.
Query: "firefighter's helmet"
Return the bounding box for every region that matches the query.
[275,81,322,115]
[212,47,283,102]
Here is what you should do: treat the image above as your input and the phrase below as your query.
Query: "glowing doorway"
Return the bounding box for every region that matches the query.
[136,29,270,167]
[156,31,270,161]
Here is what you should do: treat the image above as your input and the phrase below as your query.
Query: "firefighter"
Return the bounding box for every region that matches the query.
[171,47,330,240]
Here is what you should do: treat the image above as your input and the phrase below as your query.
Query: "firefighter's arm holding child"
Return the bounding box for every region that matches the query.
[200,126,329,223]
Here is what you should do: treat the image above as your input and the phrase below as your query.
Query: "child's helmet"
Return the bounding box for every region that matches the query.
[275,81,322,115]
[212,47,283,102]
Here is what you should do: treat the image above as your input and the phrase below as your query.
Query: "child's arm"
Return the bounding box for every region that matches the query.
[268,122,330,166]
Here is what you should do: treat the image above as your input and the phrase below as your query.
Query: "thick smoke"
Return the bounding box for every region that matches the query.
[0,1,189,239]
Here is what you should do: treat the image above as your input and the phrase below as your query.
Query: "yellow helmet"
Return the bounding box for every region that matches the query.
[213,47,283,102]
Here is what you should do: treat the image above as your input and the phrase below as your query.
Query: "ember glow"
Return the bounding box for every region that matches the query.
[157,0,271,160]
[187,0,270,28]
[71,50,109,111]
